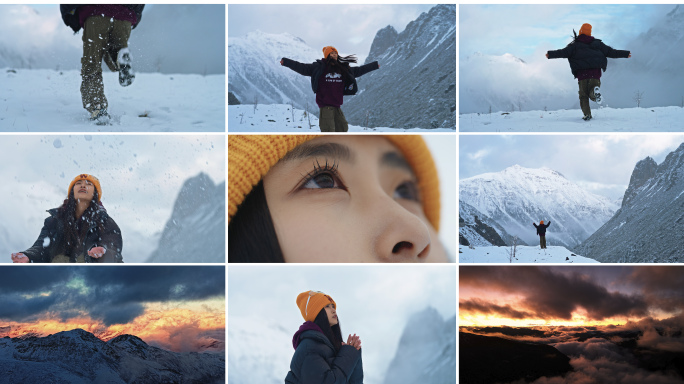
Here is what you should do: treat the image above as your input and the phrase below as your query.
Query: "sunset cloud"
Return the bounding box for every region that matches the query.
[0,266,225,353]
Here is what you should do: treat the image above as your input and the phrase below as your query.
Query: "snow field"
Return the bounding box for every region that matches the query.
[1,68,225,131]
[229,104,456,132]
[459,106,684,132]
[459,245,599,263]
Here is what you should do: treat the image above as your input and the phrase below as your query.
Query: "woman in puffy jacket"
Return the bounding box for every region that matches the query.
[285,291,363,384]
[281,46,379,132]
[10,174,123,263]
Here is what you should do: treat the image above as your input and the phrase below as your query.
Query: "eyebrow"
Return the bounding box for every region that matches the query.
[280,142,354,163]
[381,151,416,177]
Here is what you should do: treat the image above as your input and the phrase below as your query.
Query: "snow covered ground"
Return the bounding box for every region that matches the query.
[459,245,599,263]
[459,106,684,132]
[0,68,225,131]
[229,104,457,132]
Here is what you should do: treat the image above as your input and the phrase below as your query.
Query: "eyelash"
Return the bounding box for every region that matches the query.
[297,158,346,191]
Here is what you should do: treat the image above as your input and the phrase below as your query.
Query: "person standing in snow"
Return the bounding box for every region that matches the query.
[280,46,380,132]
[60,4,145,122]
[546,23,631,121]
[533,220,551,249]
[285,291,363,384]
[10,174,123,263]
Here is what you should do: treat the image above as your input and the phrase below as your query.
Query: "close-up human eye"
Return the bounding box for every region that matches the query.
[298,159,345,191]
[394,180,420,202]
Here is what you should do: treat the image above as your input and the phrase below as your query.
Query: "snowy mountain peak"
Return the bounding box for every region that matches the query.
[147,173,225,263]
[623,156,658,207]
[383,307,456,384]
[1,328,225,383]
[460,166,618,248]
[366,25,399,64]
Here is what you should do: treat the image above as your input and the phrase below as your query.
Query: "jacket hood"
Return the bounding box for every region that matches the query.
[577,35,595,44]
[292,321,324,350]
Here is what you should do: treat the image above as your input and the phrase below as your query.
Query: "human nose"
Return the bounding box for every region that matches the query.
[368,195,431,262]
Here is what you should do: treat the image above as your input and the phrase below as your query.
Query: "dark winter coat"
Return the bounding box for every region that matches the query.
[547,35,630,79]
[60,4,144,33]
[285,322,363,384]
[533,221,551,237]
[281,58,379,96]
[22,206,123,263]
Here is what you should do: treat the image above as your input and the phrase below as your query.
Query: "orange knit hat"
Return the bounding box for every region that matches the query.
[297,290,336,322]
[540,220,544,224]
[67,174,102,201]
[579,23,592,36]
[322,46,338,59]
[228,135,441,231]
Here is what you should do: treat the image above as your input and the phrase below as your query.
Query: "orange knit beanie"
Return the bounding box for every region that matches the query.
[228,135,441,231]
[322,46,338,59]
[297,290,336,322]
[67,174,102,201]
[540,220,544,225]
[579,23,592,36]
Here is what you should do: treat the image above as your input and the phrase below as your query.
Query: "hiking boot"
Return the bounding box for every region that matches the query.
[593,86,602,104]
[582,114,592,121]
[90,109,110,125]
[117,48,135,87]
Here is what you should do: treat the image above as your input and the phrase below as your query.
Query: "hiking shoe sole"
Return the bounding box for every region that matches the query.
[594,86,602,104]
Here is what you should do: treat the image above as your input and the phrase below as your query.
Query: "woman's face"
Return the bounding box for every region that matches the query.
[263,136,448,262]
[324,304,338,326]
[329,51,338,60]
[73,179,95,203]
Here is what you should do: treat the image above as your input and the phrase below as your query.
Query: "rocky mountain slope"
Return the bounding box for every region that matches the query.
[575,142,684,262]
[344,4,456,129]
[147,173,225,263]
[383,307,456,384]
[459,200,525,247]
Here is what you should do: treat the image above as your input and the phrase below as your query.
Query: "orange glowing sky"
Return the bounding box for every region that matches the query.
[0,266,225,353]
[459,266,684,328]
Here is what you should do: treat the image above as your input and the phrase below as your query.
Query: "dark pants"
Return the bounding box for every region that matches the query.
[540,236,547,249]
[319,106,349,132]
[578,78,601,117]
[81,16,132,113]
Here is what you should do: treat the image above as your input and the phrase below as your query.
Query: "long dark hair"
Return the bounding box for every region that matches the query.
[228,181,284,262]
[326,54,358,76]
[57,189,104,259]
[313,308,343,354]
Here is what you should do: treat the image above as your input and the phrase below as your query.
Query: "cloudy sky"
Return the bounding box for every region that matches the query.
[0,266,224,353]
[459,134,684,200]
[229,265,456,384]
[0,135,225,263]
[0,4,225,74]
[228,4,435,63]
[461,265,684,383]
[459,5,673,61]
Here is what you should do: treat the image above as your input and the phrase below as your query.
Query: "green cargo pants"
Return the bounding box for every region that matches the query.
[578,78,601,118]
[540,236,547,249]
[81,16,132,113]
[319,106,349,132]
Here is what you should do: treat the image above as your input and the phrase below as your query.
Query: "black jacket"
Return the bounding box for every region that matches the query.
[22,206,123,263]
[60,4,145,33]
[285,330,363,384]
[281,58,379,96]
[547,35,630,78]
[533,221,551,237]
